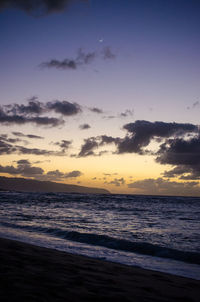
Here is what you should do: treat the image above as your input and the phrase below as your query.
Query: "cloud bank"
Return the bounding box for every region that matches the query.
[0,160,82,181]
[128,177,200,196]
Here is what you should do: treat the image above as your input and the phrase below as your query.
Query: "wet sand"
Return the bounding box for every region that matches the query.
[0,237,199,302]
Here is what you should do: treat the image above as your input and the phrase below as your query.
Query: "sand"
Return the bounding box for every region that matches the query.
[0,237,199,302]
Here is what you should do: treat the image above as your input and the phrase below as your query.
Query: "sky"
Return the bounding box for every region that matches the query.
[0,0,200,195]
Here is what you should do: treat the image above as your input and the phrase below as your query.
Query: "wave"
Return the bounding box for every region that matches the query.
[1,221,200,265]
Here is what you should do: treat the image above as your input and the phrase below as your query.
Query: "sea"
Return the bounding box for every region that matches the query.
[0,191,199,280]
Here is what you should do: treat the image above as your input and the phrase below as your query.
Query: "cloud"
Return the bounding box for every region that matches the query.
[0,160,44,177]
[0,133,27,145]
[79,123,91,130]
[119,109,134,118]
[192,101,199,108]
[0,137,65,156]
[99,135,119,145]
[157,136,200,180]
[40,47,116,71]
[102,109,134,120]
[12,132,44,139]
[0,99,82,127]
[76,120,199,164]
[5,99,45,116]
[102,47,116,60]
[44,169,83,181]
[103,173,118,176]
[105,177,125,187]
[128,177,200,196]
[0,0,87,17]
[3,99,82,117]
[117,120,198,154]
[40,49,96,70]
[89,107,103,114]
[78,137,99,157]
[53,140,72,152]
[15,145,64,156]
[187,100,199,110]
[78,135,119,157]
[47,100,81,115]
[0,160,83,181]
[0,107,64,127]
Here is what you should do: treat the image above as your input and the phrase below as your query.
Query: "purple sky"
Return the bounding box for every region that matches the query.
[0,0,200,195]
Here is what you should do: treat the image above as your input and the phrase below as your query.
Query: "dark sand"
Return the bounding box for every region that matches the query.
[0,238,199,302]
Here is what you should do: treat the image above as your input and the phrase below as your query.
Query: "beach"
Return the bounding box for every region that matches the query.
[0,237,199,302]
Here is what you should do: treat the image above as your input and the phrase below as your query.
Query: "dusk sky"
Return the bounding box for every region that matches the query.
[1,0,200,195]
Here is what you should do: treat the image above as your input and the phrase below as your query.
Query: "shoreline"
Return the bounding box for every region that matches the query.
[0,237,200,301]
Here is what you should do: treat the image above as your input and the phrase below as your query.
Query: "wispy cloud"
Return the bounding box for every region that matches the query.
[40,47,116,71]
[89,107,104,114]
[12,132,44,139]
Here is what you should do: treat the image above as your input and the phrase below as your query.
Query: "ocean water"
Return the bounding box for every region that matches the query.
[0,192,199,280]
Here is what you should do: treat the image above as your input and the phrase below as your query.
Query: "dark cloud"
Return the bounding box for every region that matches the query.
[0,108,64,127]
[157,136,200,180]
[76,120,199,162]
[105,177,125,187]
[65,170,82,178]
[5,99,44,116]
[0,133,27,145]
[16,145,64,156]
[89,107,103,114]
[44,169,82,181]
[40,47,116,71]
[162,165,199,180]
[79,123,91,130]
[99,135,119,146]
[0,137,65,156]
[40,49,96,70]
[78,137,99,157]
[0,160,44,177]
[78,135,119,157]
[119,109,134,118]
[117,120,198,154]
[40,59,77,70]
[29,116,64,126]
[53,140,72,152]
[128,177,200,196]
[12,132,44,139]
[77,48,96,64]
[0,99,82,127]
[0,0,87,17]
[0,160,82,181]
[0,140,17,155]
[47,100,81,115]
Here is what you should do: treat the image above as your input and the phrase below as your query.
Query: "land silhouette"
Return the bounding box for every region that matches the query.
[0,176,110,194]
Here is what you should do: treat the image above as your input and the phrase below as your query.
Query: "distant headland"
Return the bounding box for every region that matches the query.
[0,176,110,194]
